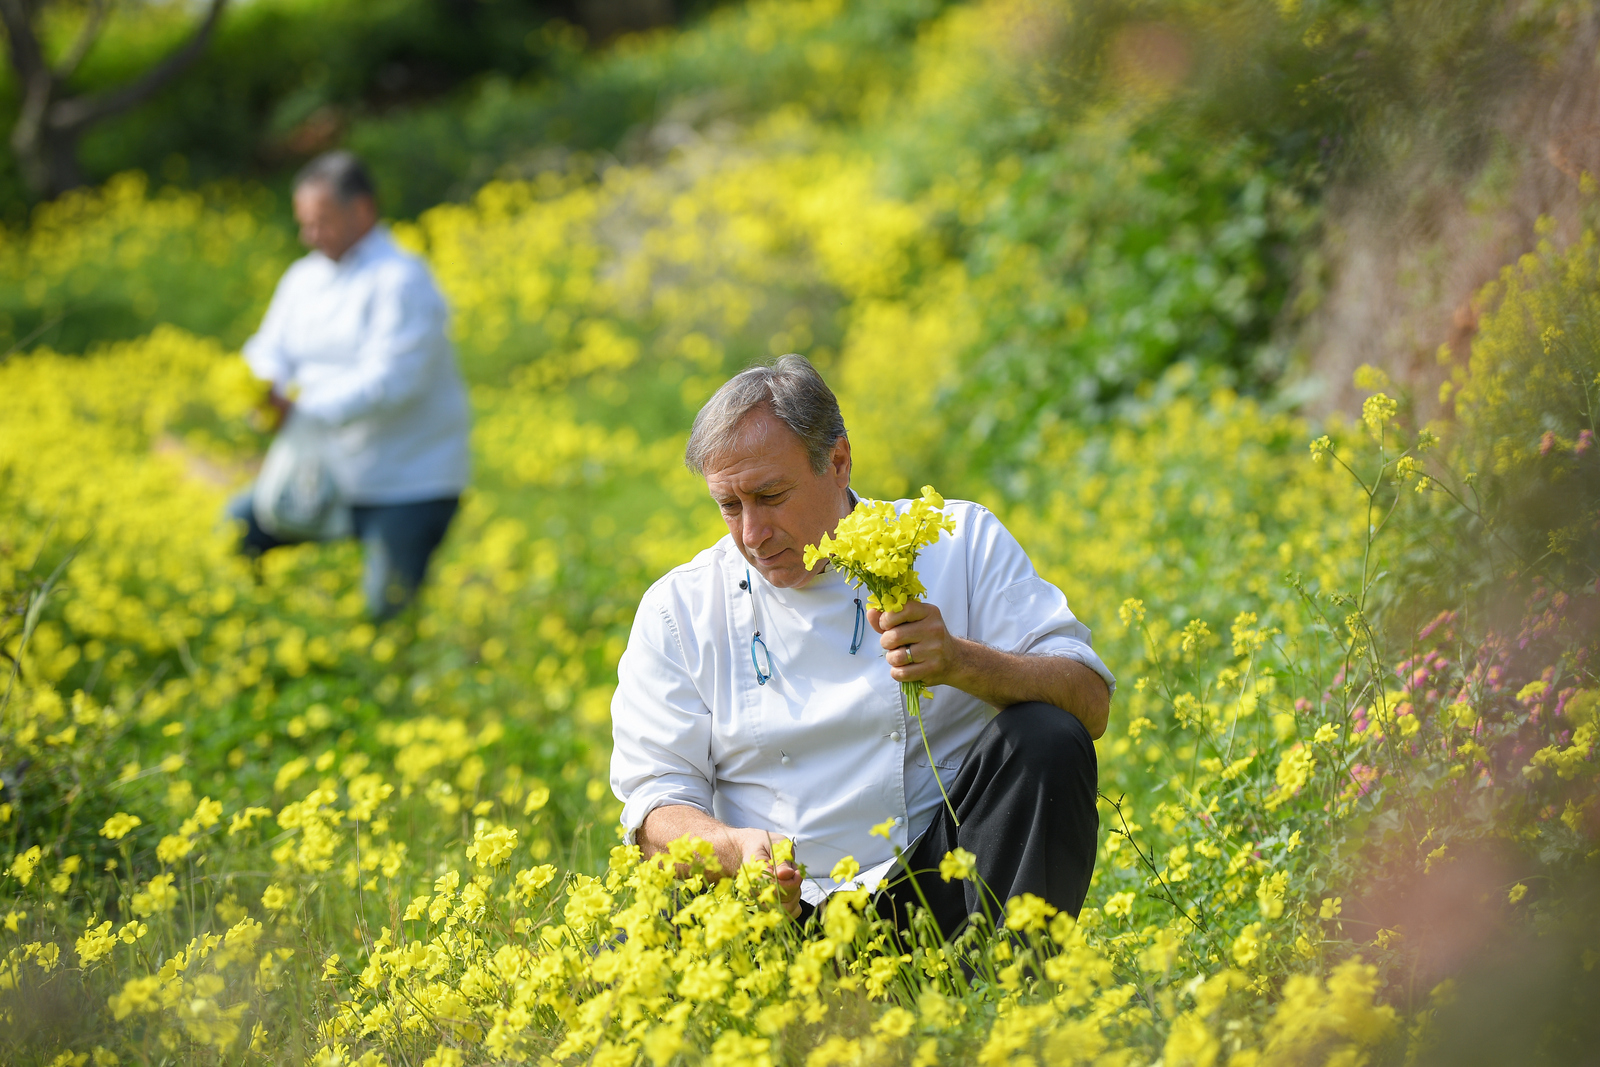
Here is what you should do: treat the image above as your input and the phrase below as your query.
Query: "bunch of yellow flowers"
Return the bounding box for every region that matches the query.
[802,486,955,614]
[804,485,959,820]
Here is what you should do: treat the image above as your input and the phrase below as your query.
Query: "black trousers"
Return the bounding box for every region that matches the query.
[872,701,1099,940]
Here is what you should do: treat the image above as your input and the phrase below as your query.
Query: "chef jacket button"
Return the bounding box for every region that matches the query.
[889,731,902,742]
[894,816,905,827]
[780,754,792,765]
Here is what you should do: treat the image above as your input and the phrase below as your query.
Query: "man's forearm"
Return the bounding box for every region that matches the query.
[636,804,748,877]
[949,640,1112,739]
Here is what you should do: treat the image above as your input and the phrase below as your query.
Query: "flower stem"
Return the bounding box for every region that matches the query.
[905,681,959,827]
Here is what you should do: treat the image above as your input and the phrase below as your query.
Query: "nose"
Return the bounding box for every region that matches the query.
[741,509,772,555]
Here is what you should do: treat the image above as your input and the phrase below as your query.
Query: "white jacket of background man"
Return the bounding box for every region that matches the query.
[610,498,1116,908]
[242,226,471,505]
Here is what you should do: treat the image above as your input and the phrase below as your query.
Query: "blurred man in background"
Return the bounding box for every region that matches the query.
[226,151,471,620]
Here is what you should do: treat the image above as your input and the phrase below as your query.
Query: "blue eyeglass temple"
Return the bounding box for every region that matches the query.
[746,569,773,685]
[745,569,864,684]
[751,631,773,686]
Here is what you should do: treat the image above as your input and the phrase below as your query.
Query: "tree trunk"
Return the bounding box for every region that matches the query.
[1,0,228,201]
[11,106,84,199]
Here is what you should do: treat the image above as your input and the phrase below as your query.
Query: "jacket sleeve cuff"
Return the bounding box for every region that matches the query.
[1028,636,1117,695]
[617,780,715,845]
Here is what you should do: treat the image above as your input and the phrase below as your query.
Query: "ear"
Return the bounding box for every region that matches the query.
[829,435,852,489]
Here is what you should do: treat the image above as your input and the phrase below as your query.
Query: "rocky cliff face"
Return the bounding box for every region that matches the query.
[1303,13,1600,423]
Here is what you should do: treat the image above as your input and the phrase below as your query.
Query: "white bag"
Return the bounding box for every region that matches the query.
[253,413,353,541]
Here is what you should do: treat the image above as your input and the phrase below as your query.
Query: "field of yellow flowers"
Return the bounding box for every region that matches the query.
[3,1,1598,1065]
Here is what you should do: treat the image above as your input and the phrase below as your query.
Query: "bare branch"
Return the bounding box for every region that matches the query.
[48,0,227,134]
[0,0,51,95]
[54,0,111,81]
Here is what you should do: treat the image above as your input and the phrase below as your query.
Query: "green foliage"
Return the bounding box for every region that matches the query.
[0,175,295,354]
[0,0,663,219]
[350,0,951,217]
[1446,224,1600,589]
[936,128,1315,492]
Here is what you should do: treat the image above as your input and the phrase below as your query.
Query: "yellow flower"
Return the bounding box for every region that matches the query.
[228,806,272,836]
[869,817,897,840]
[1362,393,1398,435]
[512,864,558,904]
[802,488,954,613]
[466,823,519,868]
[1256,871,1288,919]
[99,813,142,840]
[1319,896,1342,920]
[562,877,613,928]
[937,847,976,882]
[1353,363,1391,391]
[108,975,163,1020]
[829,856,860,883]
[872,1006,916,1038]
[808,1037,862,1067]
[421,1046,463,1067]
[1004,892,1057,933]
[262,884,295,912]
[677,957,732,1001]
[643,1026,684,1067]
[7,846,42,886]
[1103,891,1136,917]
[131,873,179,917]
[1266,744,1316,809]
[1231,921,1264,966]
[76,920,117,965]
[1508,883,1528,904]
[155,834,194,864]
[710,1032,770,1067]
[190,796,223,829]
[1139,927,1180,973]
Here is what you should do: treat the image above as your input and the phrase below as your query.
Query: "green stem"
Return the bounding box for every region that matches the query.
[905,682,959,827]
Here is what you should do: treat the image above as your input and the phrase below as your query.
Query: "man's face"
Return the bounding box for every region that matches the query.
[705,408,852,588]
[293,182,377,262]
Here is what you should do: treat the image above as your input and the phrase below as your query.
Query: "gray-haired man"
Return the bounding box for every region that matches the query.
[609,354,1114,936]
[226,151,470,619]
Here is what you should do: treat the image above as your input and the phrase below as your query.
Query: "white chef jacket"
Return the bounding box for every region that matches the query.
[242,226,471,505]
[610,498,1115,907]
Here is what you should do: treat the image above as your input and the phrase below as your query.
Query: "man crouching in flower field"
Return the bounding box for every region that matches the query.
[225,151,472,620]
[610,354,1115,937]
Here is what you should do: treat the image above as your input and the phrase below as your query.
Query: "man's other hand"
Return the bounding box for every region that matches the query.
[253,388,294,433]
[268,389,294,425]
[727,826,802,918]
[638,805,802,918]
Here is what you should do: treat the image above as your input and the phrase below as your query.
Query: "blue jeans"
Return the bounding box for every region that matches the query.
[225,488,459,620]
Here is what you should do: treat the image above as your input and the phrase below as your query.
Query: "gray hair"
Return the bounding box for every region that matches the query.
[294,150,377,203]
[684,354,847,476]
